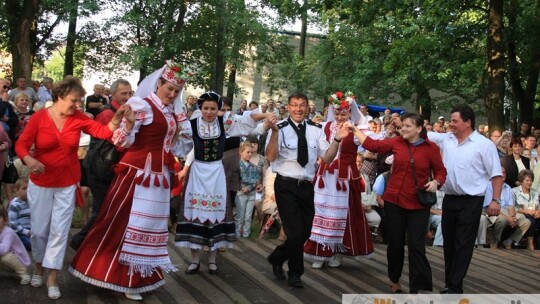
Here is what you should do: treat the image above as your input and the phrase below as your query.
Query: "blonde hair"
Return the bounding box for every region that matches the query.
[15,178,28,190]
[14,92,30,105]
[239,142,253,154]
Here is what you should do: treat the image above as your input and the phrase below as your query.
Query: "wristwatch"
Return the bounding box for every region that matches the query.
[492,198,501,204]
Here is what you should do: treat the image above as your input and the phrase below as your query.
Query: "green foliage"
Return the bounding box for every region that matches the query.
[0,0,537,125]
[32,47,85,81]
[264,0,495,119]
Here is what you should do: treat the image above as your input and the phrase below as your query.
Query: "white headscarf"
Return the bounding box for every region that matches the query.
[134,65,185,116]
[326,102,369,129]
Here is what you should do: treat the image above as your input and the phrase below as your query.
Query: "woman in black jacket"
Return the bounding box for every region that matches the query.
[501,138,530,187]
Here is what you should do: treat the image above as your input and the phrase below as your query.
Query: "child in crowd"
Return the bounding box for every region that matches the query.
[235,142,261,238]
[0,206,31,285]
[8,179,31,251]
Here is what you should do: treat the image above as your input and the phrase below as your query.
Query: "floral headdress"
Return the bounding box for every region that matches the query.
[161,59,193,87]
[328,91,355,110]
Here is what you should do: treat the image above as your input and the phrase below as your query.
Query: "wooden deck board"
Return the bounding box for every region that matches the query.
[2,232,540,303]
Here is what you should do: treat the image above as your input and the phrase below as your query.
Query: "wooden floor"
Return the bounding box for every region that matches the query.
[2,233,540,304]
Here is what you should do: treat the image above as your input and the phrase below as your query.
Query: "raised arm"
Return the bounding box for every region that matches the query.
[320,123,348,164]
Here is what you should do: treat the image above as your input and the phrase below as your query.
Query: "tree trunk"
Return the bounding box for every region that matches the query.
[415,83,432,121]
[174,0,189,33]
[299,4,308,58]
[6,0,40,80]
[508,0,540,128]
[64,0,79,77]
[226,66,237,101]
[485,0,505,132]
[213,1,226,94]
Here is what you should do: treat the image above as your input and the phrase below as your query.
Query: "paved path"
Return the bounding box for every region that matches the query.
[2,234,540,303]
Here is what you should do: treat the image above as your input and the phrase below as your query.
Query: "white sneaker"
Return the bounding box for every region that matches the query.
[328,255,342,268]
[20,274,31,285]
[125,293,143,301]
[312,260,324,269]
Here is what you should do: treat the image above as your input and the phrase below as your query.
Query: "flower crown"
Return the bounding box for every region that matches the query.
[328,91,355,110]
[162,60,193,87]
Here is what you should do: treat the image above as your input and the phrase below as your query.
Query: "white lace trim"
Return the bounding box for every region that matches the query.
[174,240,234,251]
[69,267,166,293]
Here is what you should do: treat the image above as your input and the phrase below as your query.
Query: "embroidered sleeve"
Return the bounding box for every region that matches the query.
[112,97,153,148]
[172,119,193,157]
[224,110,258,137]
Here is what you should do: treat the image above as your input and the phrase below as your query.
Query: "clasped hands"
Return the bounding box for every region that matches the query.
[112,104,135,125]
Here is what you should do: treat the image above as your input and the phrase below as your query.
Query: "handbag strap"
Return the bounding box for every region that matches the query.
[405,144,420,191]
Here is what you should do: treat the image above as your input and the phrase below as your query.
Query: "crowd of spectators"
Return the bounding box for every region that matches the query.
[1,74,539,298]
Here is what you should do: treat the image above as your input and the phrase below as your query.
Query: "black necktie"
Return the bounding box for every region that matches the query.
[295,121,308,167]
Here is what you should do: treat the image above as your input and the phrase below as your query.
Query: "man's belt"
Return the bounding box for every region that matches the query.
[276,174,312,186]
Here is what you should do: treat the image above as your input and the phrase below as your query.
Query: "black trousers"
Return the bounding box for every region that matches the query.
[442,194,484,294]
[71,172,113,247]
[385,202,432,293]
[268,175,315,277]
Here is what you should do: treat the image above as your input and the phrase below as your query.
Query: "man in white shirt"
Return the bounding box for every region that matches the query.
[266,99,279,116]
[359,104,373,122]
[524,135,537,158]
[265,92,348,288]
[428,105,502,294]
[36,77,54,107]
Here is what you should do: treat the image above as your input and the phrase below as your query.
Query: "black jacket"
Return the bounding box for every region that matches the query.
[502,154,530,187]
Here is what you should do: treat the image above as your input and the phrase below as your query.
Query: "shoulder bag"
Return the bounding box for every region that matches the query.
[361,174,378,206]
[406,144,437,207]
[2,153,19,183]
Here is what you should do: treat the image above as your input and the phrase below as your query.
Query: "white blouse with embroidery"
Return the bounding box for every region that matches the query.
[182,111,260,165]
[112,93,178,154]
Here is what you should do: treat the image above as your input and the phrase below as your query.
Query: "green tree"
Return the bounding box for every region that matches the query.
[507,0,540,128]
[1,0,67,80]
[266,1,497,122]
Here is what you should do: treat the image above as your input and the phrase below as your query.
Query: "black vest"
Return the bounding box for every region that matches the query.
[191,116,226,162]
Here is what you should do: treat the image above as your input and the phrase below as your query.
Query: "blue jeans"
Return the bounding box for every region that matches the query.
[430,214,443,246]
[17,233,32,251]
[235,191,256,237]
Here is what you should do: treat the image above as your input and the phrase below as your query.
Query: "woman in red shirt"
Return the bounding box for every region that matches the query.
[15,76,132,300]
[347,113,446,294]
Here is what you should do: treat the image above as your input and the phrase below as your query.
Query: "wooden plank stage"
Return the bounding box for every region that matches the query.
[2,233,540,303]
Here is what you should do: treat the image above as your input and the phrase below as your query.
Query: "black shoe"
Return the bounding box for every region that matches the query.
[267,256,285,280]
[208,263,218,275]
[185,263,200,275]
[287,274,304,288]
[440,288,448,294]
